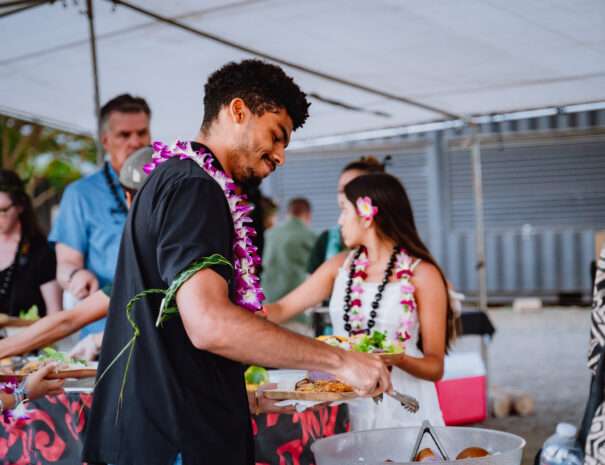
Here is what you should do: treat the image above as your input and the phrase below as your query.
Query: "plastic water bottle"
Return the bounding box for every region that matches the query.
[539,423,583,465]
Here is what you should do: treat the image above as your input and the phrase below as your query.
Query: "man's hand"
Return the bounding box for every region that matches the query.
[335,351,392,397]
[69,332,103,361]
[68,269,99,300]
[24,364,65,400]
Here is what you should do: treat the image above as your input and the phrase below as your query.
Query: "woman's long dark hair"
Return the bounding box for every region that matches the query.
[0,170,42,240]
[344,172,457,351]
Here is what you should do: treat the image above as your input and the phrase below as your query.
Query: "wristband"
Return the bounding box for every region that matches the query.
[13,381,26,406]
[68,267,82,283]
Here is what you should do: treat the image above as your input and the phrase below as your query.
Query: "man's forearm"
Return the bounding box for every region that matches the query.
[0,312,74,358]
[55,243,85,289]
[179,290,345,375]
[56,260,81,289]
[0,292,108,358]
[208,307,344,373]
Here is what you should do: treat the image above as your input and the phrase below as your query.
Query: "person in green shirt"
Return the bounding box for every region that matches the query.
[261,198,317,306]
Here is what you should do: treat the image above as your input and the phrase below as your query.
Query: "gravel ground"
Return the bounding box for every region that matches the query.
[466,307,591,465]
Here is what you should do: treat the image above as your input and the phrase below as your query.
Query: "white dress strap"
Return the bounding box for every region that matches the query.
[411,258,422,271]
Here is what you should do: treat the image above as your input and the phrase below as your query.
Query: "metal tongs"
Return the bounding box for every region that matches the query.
[409,420,451,462]
[373,390,420,413]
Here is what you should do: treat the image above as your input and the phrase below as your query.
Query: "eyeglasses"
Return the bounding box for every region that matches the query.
[0,204,14,215]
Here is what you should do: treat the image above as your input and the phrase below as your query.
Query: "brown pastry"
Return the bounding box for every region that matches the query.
[415,448,438,461]
[456,447,489,459]
[294,378,353,393]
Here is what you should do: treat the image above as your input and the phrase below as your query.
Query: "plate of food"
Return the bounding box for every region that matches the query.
[262,377,358,402]
[317,331,405,365]
[0,347,97,381]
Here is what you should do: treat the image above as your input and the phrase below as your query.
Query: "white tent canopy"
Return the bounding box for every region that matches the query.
[2,0,604,142]
[2,0,605,309]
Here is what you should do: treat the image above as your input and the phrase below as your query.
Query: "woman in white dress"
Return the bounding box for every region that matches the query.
[266,173,456,429]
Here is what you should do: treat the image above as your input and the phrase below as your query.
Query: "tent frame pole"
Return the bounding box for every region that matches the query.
[86,0,103,166]
[470,128,488,310]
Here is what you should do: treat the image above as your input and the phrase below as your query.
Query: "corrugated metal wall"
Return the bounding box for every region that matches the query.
[266,111,605,300]
[267,144,430,237]
[445,139,605,297]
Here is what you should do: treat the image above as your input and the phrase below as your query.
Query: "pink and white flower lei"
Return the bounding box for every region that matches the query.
[348,247,418,348]
[145,140,265,312]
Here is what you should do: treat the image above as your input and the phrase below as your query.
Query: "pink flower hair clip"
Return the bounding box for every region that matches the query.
[356,196,378,221]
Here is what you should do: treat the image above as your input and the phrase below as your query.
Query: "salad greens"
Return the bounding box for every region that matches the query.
[352,330,403,354]
[38,347,86,366]
[19,305,40,321]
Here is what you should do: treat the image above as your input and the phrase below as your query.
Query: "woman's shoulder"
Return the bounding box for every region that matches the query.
[410,260,445,289]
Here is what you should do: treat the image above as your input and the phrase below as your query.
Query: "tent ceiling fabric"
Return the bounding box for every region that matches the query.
[1,0,604,142]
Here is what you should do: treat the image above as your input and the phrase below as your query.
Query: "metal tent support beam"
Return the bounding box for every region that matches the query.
[0,0,52,20]
[86,0,103,166]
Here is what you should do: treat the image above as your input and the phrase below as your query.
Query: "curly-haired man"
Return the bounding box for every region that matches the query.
[83,60,391,465]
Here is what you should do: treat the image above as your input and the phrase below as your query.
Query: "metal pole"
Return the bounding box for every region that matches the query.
[471,131,488,310]
[86,0,103,166]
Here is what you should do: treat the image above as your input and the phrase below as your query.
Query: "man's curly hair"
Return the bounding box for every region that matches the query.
[201,59,310,132]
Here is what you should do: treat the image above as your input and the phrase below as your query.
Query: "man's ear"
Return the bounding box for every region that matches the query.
[228,98,248,124]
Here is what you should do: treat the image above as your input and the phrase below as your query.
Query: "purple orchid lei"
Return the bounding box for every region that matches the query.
[1,379,30,425]
[145,140,265,312]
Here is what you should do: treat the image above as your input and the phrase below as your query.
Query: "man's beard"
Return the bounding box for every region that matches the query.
[237,168,263,189]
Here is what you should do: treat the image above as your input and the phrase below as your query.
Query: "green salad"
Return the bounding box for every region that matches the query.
[38,347,86,366]
[19,305,40,321]
[352,330,403,354]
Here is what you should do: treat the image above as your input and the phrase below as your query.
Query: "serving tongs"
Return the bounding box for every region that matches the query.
[373,390,420,413]
[409,420,451,462]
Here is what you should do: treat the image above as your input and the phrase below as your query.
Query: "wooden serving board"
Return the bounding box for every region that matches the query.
[0,314,36,328]
[263,390,358,402]
[0,368,97,382]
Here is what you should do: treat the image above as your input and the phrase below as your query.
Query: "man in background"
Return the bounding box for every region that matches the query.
[262,197,316,307]
[49,94,151,336]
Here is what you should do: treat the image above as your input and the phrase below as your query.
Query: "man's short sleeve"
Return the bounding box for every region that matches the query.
[155,177,233,286]
[48,183,88,255]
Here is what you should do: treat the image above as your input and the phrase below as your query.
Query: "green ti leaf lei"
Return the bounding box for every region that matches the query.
[95,254,232,419]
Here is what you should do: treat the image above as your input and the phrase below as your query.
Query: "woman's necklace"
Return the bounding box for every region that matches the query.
[103,162,128,216]
[342,246,398,335]
[342,246,420,347]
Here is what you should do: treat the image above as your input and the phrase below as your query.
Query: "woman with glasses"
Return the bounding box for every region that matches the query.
[0,170,61,317]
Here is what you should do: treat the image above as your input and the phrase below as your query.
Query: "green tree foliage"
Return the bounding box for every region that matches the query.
[0,114,96,208]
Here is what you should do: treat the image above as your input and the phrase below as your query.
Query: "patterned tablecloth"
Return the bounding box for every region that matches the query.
[0,392,349,465]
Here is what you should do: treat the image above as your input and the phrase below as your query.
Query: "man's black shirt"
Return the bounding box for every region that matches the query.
[83,149,253,465]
